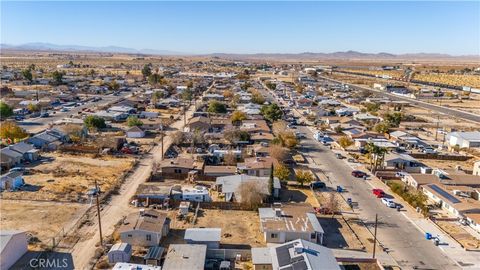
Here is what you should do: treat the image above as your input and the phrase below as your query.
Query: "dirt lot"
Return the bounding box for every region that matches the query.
[436,221,480,250]
[0,200,88,249]
[167,209,264,248]
[280,186,320,207]
[2,153,135,202]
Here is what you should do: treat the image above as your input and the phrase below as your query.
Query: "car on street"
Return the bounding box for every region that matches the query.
[310,181,326,189]
[351,170,367,178]
[372,188,385,198]
[335,153,344,159]
[381,198,397,208]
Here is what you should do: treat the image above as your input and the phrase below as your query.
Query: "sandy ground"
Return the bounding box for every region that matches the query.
[436,221,480,250]
[2,153,134,202]
[0,200,88,249]
[167,209,265,248]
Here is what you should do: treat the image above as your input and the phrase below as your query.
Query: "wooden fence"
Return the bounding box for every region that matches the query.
[409,153,471,161]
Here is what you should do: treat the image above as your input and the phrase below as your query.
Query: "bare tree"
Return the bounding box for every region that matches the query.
[268,144,289,161]
[325,193,339,217]
[171,131,184,145]
[238,181,266,210]
[223,153,237,166]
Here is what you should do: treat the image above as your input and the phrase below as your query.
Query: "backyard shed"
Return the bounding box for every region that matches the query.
[184,228,221,249]
[108,243,132,263]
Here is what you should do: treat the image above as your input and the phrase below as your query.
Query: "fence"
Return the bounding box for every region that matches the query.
[409,153,471,161]
[206,249,251,261]
[199,201,269,211]
[59,145,100,154]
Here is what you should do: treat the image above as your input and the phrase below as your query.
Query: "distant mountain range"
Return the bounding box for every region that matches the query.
[0,42,184,55]
[1,43,477,60]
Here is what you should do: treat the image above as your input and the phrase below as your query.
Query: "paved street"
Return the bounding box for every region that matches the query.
[318,75,480,124]
[297,127,460,270]
[257,81,463,269]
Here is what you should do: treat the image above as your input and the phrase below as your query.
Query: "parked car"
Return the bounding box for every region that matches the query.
[335,153,344,159]
[381,198,396,208]
[9,167,26,173]
[310,181,326,189]
[351,170,367,178]
[372,189,385,198]
[423,148,437,154]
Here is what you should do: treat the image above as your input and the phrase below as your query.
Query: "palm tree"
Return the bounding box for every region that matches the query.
[365,142,387,173]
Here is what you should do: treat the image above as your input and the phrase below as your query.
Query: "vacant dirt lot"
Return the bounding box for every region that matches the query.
[167,209,264,248]
[436,221,480,250]
[2,153,135,202]
[0,200,88,249]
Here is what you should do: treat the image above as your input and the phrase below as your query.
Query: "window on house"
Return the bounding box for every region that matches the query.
[146,234,152,241]
[311,233,316,239]
[270,233,278,238]
[127,234,132,238]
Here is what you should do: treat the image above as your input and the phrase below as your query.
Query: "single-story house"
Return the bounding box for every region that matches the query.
[158,157,204,178]
[203,166,237,178]
[252,239,341,270]
[184,228,221,249]
[258,203,324,244]
[119,210,170,247]
[108,243,132,263]
[0,231,28,270]
[215,174,281,202]
[8,142,39,161]
[447,131,480,149]
[181,186,212,202]
[383,153,422,172]
[0,147,23,168]
[135,183,172,204]
[237,157,276,177]
[162,244,207,270]
[187,116,211,132]
[126,126,146,138]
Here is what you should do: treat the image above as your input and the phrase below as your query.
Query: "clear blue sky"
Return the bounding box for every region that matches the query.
[2,1,479,55]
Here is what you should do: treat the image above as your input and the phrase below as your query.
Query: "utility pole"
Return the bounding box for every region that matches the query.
[95,179,103,246]
[373,214,378,259]
[183,101,187,128]
[435,114,440,141]
[160,124,164,160]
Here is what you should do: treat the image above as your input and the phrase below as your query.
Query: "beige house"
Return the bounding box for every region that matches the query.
[119,210,170,247]
[237,157,276,177]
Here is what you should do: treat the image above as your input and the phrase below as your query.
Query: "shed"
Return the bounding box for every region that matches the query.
[108,243,132,263]
[184,228,221,249]
[126,126,146,138]
[144,246,164,266]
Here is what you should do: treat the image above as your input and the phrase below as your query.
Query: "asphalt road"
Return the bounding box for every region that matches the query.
[17,92,130,134]
[297,127,460,270]
[257,81,460,269]
[318,75,480,124]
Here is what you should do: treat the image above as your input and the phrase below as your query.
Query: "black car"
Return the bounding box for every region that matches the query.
[310,181,326,189]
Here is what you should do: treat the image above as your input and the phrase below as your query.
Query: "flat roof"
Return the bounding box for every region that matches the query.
[184,228,221,242]
[162,244,207,270]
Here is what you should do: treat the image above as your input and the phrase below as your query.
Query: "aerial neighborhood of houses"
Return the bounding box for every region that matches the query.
[1,53,480,270]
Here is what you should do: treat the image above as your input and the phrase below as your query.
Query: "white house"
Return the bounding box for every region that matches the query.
[126,126,146,138]
[447,131,480,149]
[0,231,28,270]
[181,186,212,202]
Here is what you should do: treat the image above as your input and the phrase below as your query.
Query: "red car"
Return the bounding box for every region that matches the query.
[351,170,367,178]
[372,189,385,198]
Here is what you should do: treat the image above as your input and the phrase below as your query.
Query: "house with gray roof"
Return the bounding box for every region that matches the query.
[0,147,23,168]
[0,171,25,191]
[0,231,28,270]
[162,244,207,270]
[9,141,39,161]
[184,228,221,249]
[447,131,480,149]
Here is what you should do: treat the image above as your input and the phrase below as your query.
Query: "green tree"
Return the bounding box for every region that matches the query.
[21,69,33,83]
[0,122,28,142]
[295,170,314,187]
[260,103,283,122]
[181,88,193,102]
[274,164,291,182]
[265,81,277,90]
[207,100,227,114]
[148,73,163,85]
[365,102,380,113]
[365,142,388,173]
[0,102,14,119]
[127,116,143,127]
[384,112,402,128]
[84,115,106,130]
[374,121,390,134]
[142,64,152,79]
[51,70,64,85]
[27,103,41,112]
